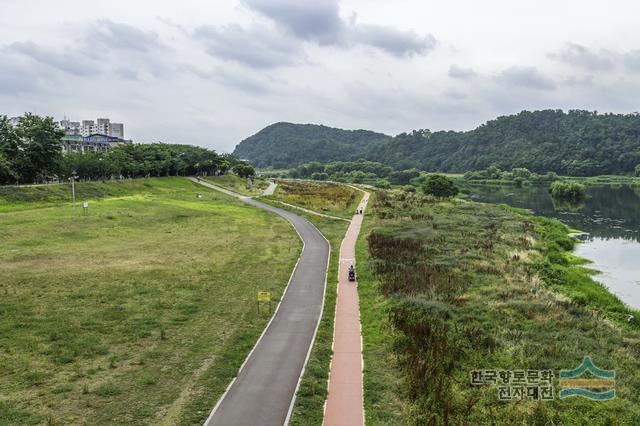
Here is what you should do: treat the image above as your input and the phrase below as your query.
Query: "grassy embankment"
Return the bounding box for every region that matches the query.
[258,180,361,425]
[268,180,360,219]
[202,174,269,196]
[565,175,640,186]
[356,190,640,424]
[0,177,300,425]
[454,174,640,188]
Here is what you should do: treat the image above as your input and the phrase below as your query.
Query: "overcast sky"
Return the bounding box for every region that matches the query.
[2,0,640,152]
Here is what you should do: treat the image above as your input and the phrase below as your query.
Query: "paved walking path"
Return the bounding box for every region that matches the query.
[189,177,330,426]
[324,192,370,426]
[262,181,278,196]
[271,200,351,222]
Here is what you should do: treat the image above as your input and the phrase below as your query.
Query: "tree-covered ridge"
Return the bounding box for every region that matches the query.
[235,110,640,176]
[232,122,392,168]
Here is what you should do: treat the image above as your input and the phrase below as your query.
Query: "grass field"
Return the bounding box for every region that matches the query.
[0,177,300,425]
[266,180,360,219]
[357,190,640,424]
[202,175,269,196]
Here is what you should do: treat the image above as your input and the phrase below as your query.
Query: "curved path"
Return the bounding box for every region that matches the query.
[262,181,278,196]
[324,192,369,426]
[190,178,330,426]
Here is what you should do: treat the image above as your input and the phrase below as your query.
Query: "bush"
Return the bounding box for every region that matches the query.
[422,174,459,198]
[550,181,586,201]
[375,179,391,189]
[310,172,329,181]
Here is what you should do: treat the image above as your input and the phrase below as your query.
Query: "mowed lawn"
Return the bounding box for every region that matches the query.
[0,178,301,425]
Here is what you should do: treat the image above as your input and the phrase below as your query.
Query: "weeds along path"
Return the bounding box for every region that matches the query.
[324,191,370,426]
[189,177,330,426]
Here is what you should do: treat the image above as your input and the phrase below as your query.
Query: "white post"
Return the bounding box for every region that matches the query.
[71,176,76,208]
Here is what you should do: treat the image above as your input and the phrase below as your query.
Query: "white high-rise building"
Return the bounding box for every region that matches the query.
[74,118,124,138]
[81,120,96,137]
[109,123,124,138]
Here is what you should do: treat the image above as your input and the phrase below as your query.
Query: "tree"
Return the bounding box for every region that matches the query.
[232,163,256,178]
[511,167,532,180]
[389,168,421,185]
[0,116,21,183]
[15,113,64,182]
[636,164,640,177]
[422,174,459,198]
[0,152,17,184]
[311,172,328,181]
[486,165,502,179]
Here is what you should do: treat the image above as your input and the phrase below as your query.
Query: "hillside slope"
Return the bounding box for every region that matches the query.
[235,111,640,176]
[232,122,392,168]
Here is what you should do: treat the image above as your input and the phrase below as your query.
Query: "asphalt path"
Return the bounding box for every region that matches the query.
[189,177,330,426]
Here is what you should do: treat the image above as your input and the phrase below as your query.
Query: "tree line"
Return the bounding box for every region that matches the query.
[288,160,421,186]
[0,114,253,185]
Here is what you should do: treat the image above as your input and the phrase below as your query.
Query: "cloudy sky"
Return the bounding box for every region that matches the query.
[2,0,640,152]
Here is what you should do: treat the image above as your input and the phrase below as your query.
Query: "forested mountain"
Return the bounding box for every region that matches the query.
[232,122,392,168]
[234,110,640,176]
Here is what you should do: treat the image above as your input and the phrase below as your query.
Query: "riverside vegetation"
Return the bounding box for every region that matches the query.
[355,189,640,424]
[265,180,361,219]
[0,177,300,425]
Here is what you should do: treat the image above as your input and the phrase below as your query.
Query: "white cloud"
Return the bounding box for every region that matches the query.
[1,0,640,151]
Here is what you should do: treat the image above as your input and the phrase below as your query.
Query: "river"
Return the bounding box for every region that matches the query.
[464,183,640,310]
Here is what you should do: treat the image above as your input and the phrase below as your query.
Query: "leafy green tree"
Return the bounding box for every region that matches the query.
[422,174,459,198]
[311,172,328,181]
[389,168,421,185]
[486,165,502,179]
[232,163,256,178]
[14,114,64,182]
[375,179,391,189]
[511,167,532,180]
[0,116,21,183]
[0,152,17,184]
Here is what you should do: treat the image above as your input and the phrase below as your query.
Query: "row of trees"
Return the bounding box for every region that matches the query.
[464,165,559,184]
[289,160,422,185]
[0,114,253,184]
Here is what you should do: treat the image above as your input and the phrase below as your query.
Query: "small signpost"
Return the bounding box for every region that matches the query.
[257,291,272,313]
[82,201,89,216]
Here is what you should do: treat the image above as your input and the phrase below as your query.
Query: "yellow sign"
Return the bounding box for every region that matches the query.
[257,291,271,302]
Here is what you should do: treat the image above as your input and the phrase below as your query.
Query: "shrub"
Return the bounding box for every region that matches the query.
[375,179,391,189]
[550,181,586,201]
[310,172,329,181]
[422,174,459,198]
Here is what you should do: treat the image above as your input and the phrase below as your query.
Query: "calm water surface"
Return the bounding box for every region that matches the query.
[465,184,640,309]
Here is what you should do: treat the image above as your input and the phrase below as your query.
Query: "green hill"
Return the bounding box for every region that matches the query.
[234,110,640,176]
[232,122,392,169]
